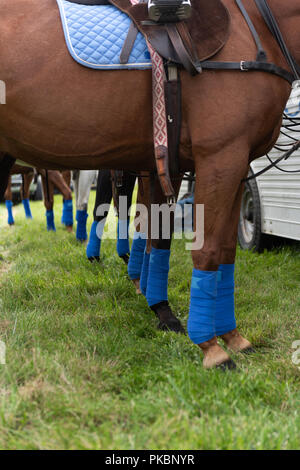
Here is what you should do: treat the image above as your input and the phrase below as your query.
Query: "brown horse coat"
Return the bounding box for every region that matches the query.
[0,0,299,271]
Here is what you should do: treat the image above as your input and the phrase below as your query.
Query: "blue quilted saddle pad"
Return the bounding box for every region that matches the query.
[56,0,152,70]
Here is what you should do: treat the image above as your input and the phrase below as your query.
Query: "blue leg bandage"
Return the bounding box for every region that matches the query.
[46,210,56,231]
[76,209,88,241]
[187,269,218,344]
[140,250,150,296]
[146,248,170,307]
[86,220,105,259]
[22,199,33,219]
[215,264,236,336]
[128,233,146,280]
[5,200,14,225]
[117,219,130,257]
[62,200,73,227]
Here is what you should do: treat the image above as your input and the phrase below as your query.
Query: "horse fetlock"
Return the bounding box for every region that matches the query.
[88,256,100,263]
[198,337,236,370]
[131,279,142,295]
[219,329,254,354]
[119,254,130,265]
[151,301,185,334]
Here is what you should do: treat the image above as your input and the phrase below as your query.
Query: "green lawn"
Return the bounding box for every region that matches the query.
[0,194,299,450]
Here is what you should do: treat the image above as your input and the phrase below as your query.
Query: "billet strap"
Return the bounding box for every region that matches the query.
[166,23,201,75]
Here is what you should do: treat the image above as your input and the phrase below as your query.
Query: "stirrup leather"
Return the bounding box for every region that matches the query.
[148,0,192,23]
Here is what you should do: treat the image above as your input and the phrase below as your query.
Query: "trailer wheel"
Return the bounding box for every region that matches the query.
[238,174,264,251]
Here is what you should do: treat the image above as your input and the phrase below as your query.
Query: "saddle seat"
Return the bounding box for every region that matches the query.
[68,0,231,74]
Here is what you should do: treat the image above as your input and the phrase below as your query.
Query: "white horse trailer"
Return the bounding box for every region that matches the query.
[238,86,300,250]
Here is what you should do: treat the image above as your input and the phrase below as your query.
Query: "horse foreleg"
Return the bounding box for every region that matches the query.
[139,176,184,333]
[188,145,250,369]
[216,183,254,354]
[21,173,34,219]
[4,176,14,226]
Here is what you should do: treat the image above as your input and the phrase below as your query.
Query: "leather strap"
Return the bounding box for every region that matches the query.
[166,23,201,75]
[200,60,295,85]
[120,21,139,64]
[235,0,267,62]
[254,0,300,80]
[165,65,181,176]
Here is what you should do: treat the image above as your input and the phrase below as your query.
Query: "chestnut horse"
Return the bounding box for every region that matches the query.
[0,0,299,368]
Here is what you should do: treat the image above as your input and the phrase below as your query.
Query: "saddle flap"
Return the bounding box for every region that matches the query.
[109,0,231,64]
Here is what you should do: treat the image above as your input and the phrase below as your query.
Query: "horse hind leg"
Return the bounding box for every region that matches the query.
[86,169,113,262]
[0,153,15,201]
[40,170,56,231]
[128,175,149,295]
[73,170,96,242]
[4,176,14,226]
[21,172,34,219]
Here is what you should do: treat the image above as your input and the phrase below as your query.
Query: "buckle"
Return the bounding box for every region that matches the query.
[240,61,248,71]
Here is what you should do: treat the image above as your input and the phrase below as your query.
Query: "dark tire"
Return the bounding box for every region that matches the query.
[33,177,43,201]
[238,172,265,251]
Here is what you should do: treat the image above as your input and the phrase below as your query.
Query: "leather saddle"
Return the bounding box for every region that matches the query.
[68,0,231,75]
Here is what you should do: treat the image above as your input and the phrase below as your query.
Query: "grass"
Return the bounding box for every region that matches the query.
[0,194,299,450]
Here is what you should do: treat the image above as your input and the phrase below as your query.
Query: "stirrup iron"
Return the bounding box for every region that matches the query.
[148,0,192,23]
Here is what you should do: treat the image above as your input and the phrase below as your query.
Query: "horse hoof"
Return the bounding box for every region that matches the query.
[88,256,100,263]
[240,346,256,354]
[199,337,236,369]
[157,319,185,334]
[151,301,185,334]
[219,329,253,353]
[216,359,237,371]
[119,254,130,265]
[131,279,142,295]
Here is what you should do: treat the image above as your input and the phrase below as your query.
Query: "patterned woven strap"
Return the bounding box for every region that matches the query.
[130,0,175,199]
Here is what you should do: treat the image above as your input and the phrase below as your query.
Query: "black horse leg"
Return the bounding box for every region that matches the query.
[145,176,185,333]
[0,154,15,200]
